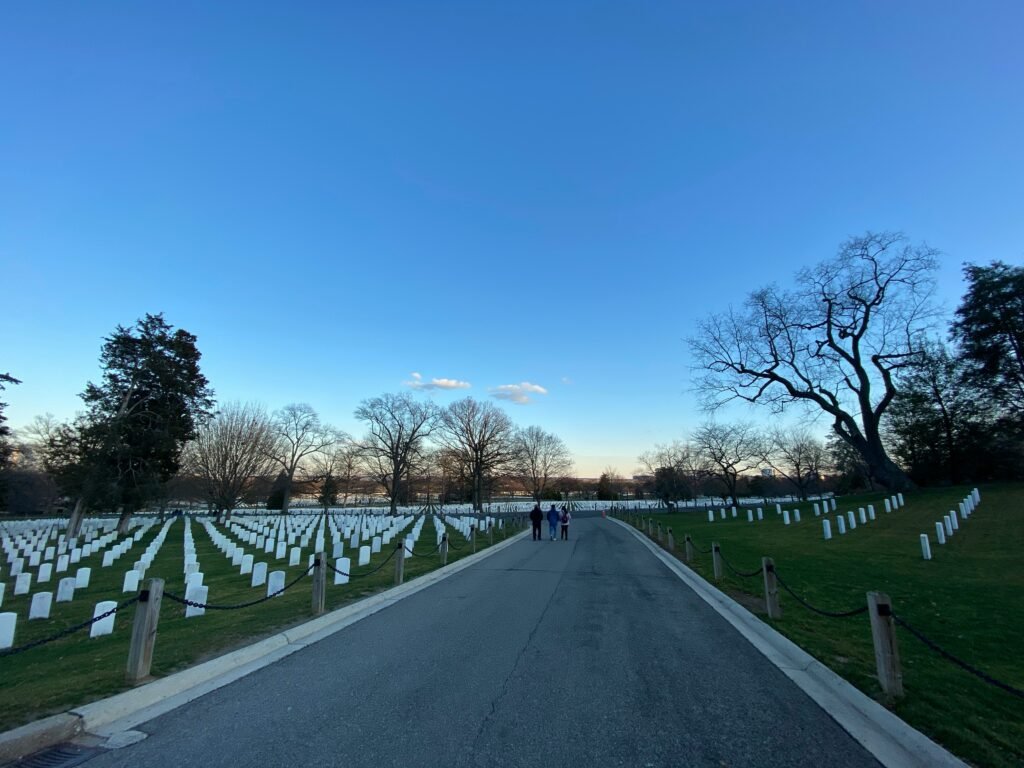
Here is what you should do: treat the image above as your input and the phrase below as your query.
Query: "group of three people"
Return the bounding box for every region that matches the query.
[529,503,571,541]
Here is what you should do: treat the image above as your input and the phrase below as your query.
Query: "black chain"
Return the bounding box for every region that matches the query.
[407,540,443,558]
[717,549,764,579]
[163,563,314,610]
[894,615,1024,700]
[325,546,398,580]
[773,570,868,618]
[0,595,141,658]
[691,538,713,554]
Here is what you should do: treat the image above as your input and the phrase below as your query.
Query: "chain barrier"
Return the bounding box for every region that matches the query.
[164,563,315,611]
[691,538,713,555]
[0,595,141,658]
[717,549,764,579]
[325,546,398,580]
[407,540,443,558]
[893,614,1024,700]
[772,570,868,618]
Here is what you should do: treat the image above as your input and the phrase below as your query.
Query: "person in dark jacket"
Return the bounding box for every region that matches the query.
[546,504,560,540]
[529,503,543,541]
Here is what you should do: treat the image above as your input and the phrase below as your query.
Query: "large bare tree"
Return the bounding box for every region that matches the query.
[268,403,336,515]
[436,397,518,511]
[689,232,938,490]
[355,393,438,514]
[692,422,763,507]
[303,432,356,512]
[637,440,711,508]
[515,425,573,501]
[186,403,278,522]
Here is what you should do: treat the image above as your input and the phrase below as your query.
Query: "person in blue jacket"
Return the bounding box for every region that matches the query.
[546,504,560,541]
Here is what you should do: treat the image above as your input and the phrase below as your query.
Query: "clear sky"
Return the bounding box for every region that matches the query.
[2,2,1022,477]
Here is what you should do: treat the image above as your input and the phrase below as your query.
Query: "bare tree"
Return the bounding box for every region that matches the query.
[692,422,763,507]
[268,404,336,515]
[637,440,710,508]
[185,403,278,522]
[762,427,826,501]
[689,232,938,490]
[302,431,355,512]
[436,397,518,511]
[514,425,573,501]
[354,393,438,514]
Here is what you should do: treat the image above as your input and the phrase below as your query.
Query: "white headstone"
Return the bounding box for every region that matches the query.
[371,536,382,553]
[731,507,737,518]
[783,510,791,526]
[719,509,726,520]
[949,511,959,531]
[185,585,208,618]
[267,570,285,597]
[747,510,753,523]
[70,548,82,564]
[794,510,801,523]
[240,554,254,575]
[0,612,15,649]
[38,563,53,583]
[0,582,5,607]
[897,492,905,507]
[822,519,832,540]
[29,591,53,620]
[858,508,867,525]
[868,505,876,521]
[289,547,301,566]
[830,498,837,511]
[776,503,782,514]
[275,541,287,559]
[29,551,41,567]
[943,515,953,536]
[102,551,115,568]
[75,567,92,588]
[846,511,856,530]
[884,498,892,513]
[707,510,714,523]
[56,577,76,602]
[813,502,820,516]
[251,561,267,587]
[185,571,204,589]
[122,570,141,593]
[89,600,118,638]
[59,555,72,573]
[14,573,32,595]
[920,534,932,560]
[935,521,946,544]
[334,557,350,585]
[44,546,55,561]
[756,508,763,521]
[358,545,371,566]
[837,516,846,535]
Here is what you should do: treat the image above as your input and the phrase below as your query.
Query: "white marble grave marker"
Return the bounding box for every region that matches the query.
[0,613,15,649]
[240,554,254,575]
[950,510,960,530]
[122,570,141,593]
[720,509,726,520]
[756,508,763,521]
[868,505,876,521]
[267,570,285,597]
[14,573,31,595]
[89,601,117,638]
[813,502,820,516]
[884,498,892,513]
[29,592,53,620]
[371,536,382,554]
[935,521,946,544]
[747,510,753,523]
[276,541,287,559]
[334,557,350,585]
[837,516,847,535]
[185,571,204,589]
[38,563,53,583]
[289,547,301,566]
[830,498,837,511]
[858,508,867,525]
[332,541,344,559]
[920,535,932,560]
[943,515,953,536]
[56,577,76,602]
[822,519,832,540]
[846,511,856,530]
[358,545,371,566]
[185,585,208,618]
[251,561,268,587]
[897,492,905,507]
[56,554,69,573]
[707,510,714,523]
[794,510,801,523]
[783,510,791,526]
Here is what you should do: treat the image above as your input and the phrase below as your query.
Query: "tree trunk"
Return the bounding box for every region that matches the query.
[116,506,132,536]
[853,430,915,491]
[281,483,292,516]
[68,497,85,538]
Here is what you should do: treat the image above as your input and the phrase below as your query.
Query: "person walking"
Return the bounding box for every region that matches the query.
[560,505,572,540]
[546,504,560,541]
[529,503,543,541]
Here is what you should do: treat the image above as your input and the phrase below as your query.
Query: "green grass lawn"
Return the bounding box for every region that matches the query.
[0,513,518,731]
[620,485,1023,768]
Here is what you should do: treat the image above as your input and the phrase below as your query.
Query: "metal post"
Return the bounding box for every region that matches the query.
[712,542,723,582]
[867,592,904,697]
[762,558,781,619]
[126,578,164,685]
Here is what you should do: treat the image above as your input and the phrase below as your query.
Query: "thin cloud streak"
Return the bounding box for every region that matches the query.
[405,372,471,391]
[490,381,548,405]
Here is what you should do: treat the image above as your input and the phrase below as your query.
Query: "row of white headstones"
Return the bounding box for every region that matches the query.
[0,509,493,649]
[918,489,981,560]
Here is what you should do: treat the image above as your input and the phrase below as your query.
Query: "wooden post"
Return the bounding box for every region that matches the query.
[471,525,477,553]
[684,535,695,563]
[646,518,653,536]
[126,578,163,685]
[867,591,904,697]
[762,558,781,619]
[489,523,494,545]
[712,542,723,582]
[657,522,663,543]
[312,555,326,616]
[394,540,406,586]
[441,534,449,566]
[667,528,675,552]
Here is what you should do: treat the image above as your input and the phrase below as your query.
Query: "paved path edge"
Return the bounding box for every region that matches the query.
[610,517,967,768]
[0,529,529,762]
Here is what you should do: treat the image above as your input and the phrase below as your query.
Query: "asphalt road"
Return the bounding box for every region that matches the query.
[83,518,881,768]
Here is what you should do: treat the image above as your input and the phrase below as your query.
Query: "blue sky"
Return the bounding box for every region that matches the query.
[2,2,1022,477]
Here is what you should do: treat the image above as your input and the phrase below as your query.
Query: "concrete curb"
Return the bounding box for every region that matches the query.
[610,517,967,768]
[0,529,530,757]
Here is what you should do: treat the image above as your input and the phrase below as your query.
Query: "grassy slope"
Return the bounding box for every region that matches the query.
[0,514,515,731]
[626,485,1022,768]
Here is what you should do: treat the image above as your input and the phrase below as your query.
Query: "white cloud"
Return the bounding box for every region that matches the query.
[404,372,471,391]
[490,381,548,405]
